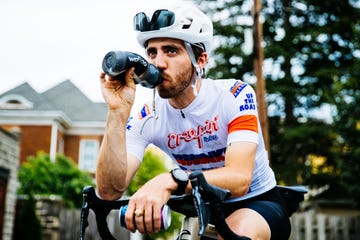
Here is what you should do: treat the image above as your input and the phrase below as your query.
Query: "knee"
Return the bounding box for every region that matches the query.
[225,209,271,240]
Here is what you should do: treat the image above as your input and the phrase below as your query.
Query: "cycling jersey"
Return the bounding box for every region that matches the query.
[126,78,276,201]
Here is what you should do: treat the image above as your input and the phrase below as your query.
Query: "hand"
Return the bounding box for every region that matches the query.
[124,173,175,234]
[99,67,136,111]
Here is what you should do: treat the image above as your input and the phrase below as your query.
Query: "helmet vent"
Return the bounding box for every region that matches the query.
[181,18,193,29]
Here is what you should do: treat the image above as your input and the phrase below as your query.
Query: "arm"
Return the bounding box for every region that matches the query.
[96,69,140,200]
[201,141,256,198]
[121,140,255,234]
[196,83,259,198]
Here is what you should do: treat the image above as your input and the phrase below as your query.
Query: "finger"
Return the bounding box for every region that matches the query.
[125,204,137,232]
[144,205,154,233]
[100,72,114,83]
[152,205,163,233]
[125,67,136,90]
[107,75,119,83]
[134,207,146,233]
[100,72,106,83]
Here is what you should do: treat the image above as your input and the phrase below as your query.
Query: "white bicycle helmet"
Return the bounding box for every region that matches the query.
[134,3,213,52]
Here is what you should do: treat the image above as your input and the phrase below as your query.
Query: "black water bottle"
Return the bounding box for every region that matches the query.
[102,51,162,88]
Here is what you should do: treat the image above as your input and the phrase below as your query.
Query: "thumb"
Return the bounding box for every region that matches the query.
[125,67,136,90]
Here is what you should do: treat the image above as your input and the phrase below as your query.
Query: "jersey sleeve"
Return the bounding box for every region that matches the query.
[125,103,154,161]
[224,81,260,145]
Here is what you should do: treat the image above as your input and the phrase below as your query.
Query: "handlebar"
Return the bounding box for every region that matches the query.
[80,186,129,240]
[80,170,251,240]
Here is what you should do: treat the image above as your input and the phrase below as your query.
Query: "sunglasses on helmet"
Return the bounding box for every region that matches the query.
[134,9,175,32]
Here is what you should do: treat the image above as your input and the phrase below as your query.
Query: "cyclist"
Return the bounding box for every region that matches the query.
[97,2,290,239]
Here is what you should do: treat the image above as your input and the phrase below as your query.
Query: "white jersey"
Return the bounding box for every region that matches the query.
[126,78,276,201]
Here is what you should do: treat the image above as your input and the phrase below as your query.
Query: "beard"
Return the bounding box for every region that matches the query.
[157,65,195,99]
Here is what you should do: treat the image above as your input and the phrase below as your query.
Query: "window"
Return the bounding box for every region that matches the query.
[0,94,33,109]
[79,140,99,172]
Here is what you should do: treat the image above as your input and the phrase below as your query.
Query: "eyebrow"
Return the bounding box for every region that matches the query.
[146,43,184,53]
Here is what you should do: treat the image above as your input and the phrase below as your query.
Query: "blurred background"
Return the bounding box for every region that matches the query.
[1,0,359,239]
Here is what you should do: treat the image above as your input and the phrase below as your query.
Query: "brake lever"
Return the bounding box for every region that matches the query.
[79,187,90,240]
[79,186,129,240]
[190,175,210,236]
[189,171,232,237]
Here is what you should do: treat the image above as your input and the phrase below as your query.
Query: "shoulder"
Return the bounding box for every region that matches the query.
[203,78,254,98]
[127,95,169,128]
[127,101,155,131]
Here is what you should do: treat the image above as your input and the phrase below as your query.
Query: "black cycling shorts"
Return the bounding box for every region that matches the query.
[222,187,291,240]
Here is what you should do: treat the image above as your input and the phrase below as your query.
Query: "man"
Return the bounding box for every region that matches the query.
[96,3,290,239]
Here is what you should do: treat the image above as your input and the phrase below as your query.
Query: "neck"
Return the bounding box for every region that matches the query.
[169,78,202,109]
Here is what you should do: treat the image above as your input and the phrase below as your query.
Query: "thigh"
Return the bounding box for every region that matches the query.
[241,200,291,240]
[221,207,271,240]
[221,199,291,240]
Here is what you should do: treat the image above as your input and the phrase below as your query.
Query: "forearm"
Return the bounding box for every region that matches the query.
[202,167,252,197]
[96,109,130,200]
[188,142,256,198]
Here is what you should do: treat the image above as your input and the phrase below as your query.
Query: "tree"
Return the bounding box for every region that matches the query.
[196,0,254,80]
[127,148,183,240]
[17,151,94,208]
[333,48,360,206]
[196,0,360,204]
[261,0,360,202]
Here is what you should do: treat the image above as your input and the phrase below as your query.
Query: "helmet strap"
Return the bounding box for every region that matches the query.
[184,41,203,97]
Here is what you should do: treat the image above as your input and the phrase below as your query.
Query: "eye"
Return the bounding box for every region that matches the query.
[146,48,157,59]
[165,47,178,56]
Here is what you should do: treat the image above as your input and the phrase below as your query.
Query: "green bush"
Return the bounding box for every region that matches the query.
[17,151,94,208]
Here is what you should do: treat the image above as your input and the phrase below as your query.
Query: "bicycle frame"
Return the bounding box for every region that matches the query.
[178,217,218,240]
[80,170,307,240]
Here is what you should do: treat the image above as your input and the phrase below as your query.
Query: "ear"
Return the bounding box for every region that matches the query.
[197,52,208,68]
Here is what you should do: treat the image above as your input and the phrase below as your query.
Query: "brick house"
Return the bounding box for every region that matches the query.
[0,80,106,172]
[0,128,19,240]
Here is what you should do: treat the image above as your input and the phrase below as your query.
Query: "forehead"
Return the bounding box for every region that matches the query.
[146,38,185,48]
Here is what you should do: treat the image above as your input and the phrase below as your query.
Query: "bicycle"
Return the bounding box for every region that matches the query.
[80,170,307,240]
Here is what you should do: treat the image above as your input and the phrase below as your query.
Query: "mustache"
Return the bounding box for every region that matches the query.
[161,72,171,80]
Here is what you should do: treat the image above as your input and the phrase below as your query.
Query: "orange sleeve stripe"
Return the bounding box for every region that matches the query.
[228,115,258,134]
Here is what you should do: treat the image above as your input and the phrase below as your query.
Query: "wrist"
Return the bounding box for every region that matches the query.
[170,168,189,195]
[107,108,130,125]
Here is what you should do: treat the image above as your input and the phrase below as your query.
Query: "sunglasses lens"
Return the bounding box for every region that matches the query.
[134,10,175,32]
[155,10,175,30]
[134,12,149,31]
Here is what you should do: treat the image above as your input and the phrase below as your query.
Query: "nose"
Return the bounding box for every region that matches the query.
[154,53,167,69]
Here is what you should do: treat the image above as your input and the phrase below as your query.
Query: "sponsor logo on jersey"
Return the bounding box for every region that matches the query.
[168,115,219,149]
[172,147,226,167]
[239,93,256,112]
[230,80,247,98]
[126,116,133,130]
[138,104,151,119]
